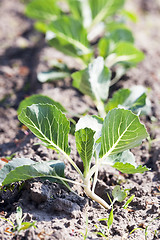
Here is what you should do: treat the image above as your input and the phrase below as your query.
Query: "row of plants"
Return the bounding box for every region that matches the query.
[0,0,152,232]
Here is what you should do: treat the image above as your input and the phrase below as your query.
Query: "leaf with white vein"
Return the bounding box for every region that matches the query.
[18,104,70,155]
[100,108,148,158]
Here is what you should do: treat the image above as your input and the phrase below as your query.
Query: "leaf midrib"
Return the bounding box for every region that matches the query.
[101,117,137,160]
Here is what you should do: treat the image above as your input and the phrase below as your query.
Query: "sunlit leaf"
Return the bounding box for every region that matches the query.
[18,94,66,115]
[100,108,148,157]
[18,104,70,154]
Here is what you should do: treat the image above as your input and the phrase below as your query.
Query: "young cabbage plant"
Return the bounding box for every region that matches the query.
[25,0,144,82]
[72,57,151,118]
[0,104,149,209]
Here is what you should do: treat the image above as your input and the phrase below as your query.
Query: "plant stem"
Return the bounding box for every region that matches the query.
[94,100,106,118]
[84,178,110,209]
[92,154,99,193]
[61,151,84,180]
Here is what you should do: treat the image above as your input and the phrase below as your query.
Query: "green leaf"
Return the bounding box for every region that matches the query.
[113,162,149,174]
[107,208,113,229]
[105,86,151,114]
[105,89,131,112]
[0,158,34,186]
[103,150,137,167]
[76,115,103,141]
[75,128,95,177]
[17,94,66,115]
[98,37,110,58]
[106,41,144,67]
[123,194,135,209]
[37,70,70,83]
[103,150,149,174]
[18,104,70,154]
[89,0,125,29]
[72,57,111,101]
[18,221,37,232]
[121,10,138,23]
[100,108,148,158]
[109,28,134,43]
[76,115,103,158]
[112,185,127,202]
[48,16,91,56]
[25,0,60,21]
[0,158,65,186]
[98,27,134,59]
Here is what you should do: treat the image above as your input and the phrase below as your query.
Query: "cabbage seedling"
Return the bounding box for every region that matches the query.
[0,104,149,209]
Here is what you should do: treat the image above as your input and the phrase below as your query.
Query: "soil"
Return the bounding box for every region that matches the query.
[0,0,160,239]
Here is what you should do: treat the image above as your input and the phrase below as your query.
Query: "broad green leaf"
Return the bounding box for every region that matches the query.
[75,128,95,177]
[105,86,151,114]
[103,150,137,167]
[105,89,131,112]
[100,108,148,158]
[1,158,65,186]
[17,94,66,115]
[112,185,127,202]
[37,70,70,83]
[72,57,111,101]
[106,41,144,67]
[107,208,113,229]
[0,158,34,186]
[26,0,60,21]
[102,150,149,174]
[89,0,125,29]
[113,162,149,174]
[18,104,70,154]
[48,16,91,56]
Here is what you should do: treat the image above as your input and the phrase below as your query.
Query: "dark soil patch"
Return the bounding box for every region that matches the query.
[0,0,160,239]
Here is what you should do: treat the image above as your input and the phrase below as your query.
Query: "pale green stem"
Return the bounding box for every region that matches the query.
[83,178,110,209]
[92,154,99,193]
[49,175,85,187]
[94,100,106,118]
